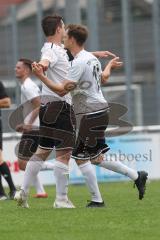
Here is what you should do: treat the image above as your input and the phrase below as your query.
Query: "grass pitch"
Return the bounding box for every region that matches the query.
[0,181,160,240]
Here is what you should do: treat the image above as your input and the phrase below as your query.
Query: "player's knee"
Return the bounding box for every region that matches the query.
[35,147,52,161]
[91,154,104,165]
[18,159,26,171]
[56,149,72,164]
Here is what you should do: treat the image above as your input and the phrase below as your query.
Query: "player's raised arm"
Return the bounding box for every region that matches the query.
[101,57,123,84]
[92,50,116,59]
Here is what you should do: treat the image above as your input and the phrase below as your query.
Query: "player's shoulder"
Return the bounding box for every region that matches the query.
[73,50,87,64]
[41,42,63,53]
[73,50,96,68]
[78,50,96,62]
[23,78,39,91]
[41,42,56,54]
[85,51,98,62]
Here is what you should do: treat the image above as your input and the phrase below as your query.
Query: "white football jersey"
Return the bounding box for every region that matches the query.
[67,50,108,114]
[21,77,40,126]
[40,42,72,105]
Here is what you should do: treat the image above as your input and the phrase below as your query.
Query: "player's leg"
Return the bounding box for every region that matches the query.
[81,109,148,200]
[95,154,138,180]
[53,148,75,208]
[18,158,47,197]
[0,131,7,199]
[0,173,7,200]
[0,150,16,199]
[92,154,148,200]
[18,131,55,172]
[0,124,16,199]
[15,101,69,208]
[72,112,106,207]
[76,159,104,207]
[15,147,52,208]
[17,131,48,197]
[21,147,52,194]
[53,103,76,208]
[0,121,5,199]
[15,101,75,208]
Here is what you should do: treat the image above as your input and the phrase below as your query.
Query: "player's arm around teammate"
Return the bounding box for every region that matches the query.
[32,62,77,96]
[32,56,122,97]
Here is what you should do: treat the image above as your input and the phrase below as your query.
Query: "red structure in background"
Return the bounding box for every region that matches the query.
[0,0,27,4]
[7,161,20,173]
[0,0,28,17]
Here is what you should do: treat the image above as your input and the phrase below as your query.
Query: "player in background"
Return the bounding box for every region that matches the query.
[32,24,148,205]
[15,58,54,198]
[0,81,16,200]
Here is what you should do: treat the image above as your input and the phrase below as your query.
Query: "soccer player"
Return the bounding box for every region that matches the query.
[15,15,77,208]
[0,81,16,200]
[15,58,54,198]
[64,25,148,202]
[33,24,148,205]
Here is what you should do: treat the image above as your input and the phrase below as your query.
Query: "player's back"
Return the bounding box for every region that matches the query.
[71,50,108,114]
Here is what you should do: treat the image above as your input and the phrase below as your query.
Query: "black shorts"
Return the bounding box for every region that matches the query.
[0,120,2,150]
[17,130,39,160]
[72,109,110,160]
[39,101,76,150]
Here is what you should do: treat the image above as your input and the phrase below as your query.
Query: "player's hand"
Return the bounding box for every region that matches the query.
[16,124,33,133]
[22,124,33,132]
[96,51,117,59]
[15,124,24,132]
[63,80,77,91]
[108,57,123,69]
[32,62,44,77]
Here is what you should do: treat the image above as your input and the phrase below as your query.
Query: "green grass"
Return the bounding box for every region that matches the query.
[0,181,160,240]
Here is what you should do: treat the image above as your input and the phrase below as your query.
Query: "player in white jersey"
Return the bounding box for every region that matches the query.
[15,58,54,199]
[15,16,77,208]
[65,25,148,203]
[33,24,148,205]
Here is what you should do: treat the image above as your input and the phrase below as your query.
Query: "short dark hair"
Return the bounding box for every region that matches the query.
[19,58,32,71]
[66,24,88,46]
[41,15,63,37]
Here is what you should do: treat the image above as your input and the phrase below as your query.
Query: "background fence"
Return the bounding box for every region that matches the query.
[0,0,160,132]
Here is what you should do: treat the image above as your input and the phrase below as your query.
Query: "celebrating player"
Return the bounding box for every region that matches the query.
[15,15,77,208]
[33,24,148,204]
[64,24,148,201]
